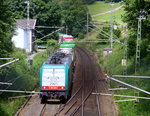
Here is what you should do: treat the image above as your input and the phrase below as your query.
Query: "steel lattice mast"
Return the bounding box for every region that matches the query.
[135,10,147,75]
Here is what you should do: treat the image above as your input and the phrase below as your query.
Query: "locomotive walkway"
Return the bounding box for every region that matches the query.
[16,47,117,116]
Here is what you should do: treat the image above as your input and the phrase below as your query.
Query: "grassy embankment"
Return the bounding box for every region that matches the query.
[80,1,150,116]
[0,47,56,116]
[87,1,125,24]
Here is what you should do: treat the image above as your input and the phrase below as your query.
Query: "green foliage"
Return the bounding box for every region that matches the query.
[123,0,150,38]
[11,0,91,39]
[0,0,15,58]
[96,24,121,44]
[123,0,150,59]
[11,0,62,40]
[0,48,48,115]
[98,0,123,2]
[83,0,150,115]
[47,39,58,48]
[61,0,91,38]
[81,0,96,4]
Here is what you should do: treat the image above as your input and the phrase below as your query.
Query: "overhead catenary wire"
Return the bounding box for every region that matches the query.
[0,58,16,60]
[112,75,150,78]
[88,26,111,39]
[90,23,127,46]
[0,76,22,94]
[92,93,150,100]
[0,58,19,68]
[0,82,12,85]
[106,75,150,95]
[0,89,41,94]
[90,22,111,37]
[114,99,137,102]
[35,26,64,29]
[33,27,64,43]
[9,94,38,99]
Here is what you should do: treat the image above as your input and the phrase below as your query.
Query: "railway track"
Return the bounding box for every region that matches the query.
[53,47,102,116]
[16,46,117,116]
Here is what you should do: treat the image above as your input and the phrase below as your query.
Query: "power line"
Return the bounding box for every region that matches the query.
[106,75,150,95]
[112,75,150,79]
[92,93,150,100]
[35,26,64,29]
[0,89,41,94]
[0,58,16,60]
[0,59,19,68]
[33,27,64,43]
[0,82,12,85]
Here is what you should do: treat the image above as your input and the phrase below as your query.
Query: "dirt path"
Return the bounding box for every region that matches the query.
[92,5,124,17]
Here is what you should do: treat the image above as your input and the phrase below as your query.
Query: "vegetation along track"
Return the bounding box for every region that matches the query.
[16,46,117,116]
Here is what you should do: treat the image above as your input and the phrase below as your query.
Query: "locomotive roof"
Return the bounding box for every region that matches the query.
[45,52,73,66]
[62,41,75,44]
[59,44,75,48]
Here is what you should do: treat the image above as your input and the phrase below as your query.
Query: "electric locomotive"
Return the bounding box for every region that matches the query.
[40,52,75,103]
[40,34,76,103]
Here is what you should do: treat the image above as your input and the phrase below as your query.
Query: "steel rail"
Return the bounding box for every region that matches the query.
[54,85,82,116]
[40,104,46,116]
[64,100,77,115]
[94,81,102,116]
[70,86,95,116]
[78,47,102,116]
[76,48,85,116]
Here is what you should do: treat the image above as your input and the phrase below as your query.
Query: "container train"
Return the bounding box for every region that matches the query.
[40,34,75,103]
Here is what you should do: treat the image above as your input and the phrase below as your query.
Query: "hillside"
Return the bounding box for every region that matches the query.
[87,1,125,24]
[84,1,150,116]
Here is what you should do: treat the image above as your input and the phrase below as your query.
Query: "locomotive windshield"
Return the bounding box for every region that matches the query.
[42,68,65,86]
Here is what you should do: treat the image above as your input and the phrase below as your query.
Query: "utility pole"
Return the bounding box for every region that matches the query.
[66,25,68,34]
[25,0,30,27]
[110,3,114,49]
[87,12,89,39]
[134,10,147,101]
[123,26,128,75]
[25,0,32,65]
[135,10,147,75]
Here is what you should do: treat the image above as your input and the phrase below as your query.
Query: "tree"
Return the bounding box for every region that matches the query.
[123,0,150,58]
[0,0,15,58]
[81,0,96,4]
[61,0,91,38]
[96,25,121,44]
[11,0,62,40]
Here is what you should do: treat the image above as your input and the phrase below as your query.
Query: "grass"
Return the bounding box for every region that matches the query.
[79,37,150,115]
[93,8,125,25]
[87,1,121,15]
[84,1,150,115]
[0,47,56,116]
[87,1,125,25]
